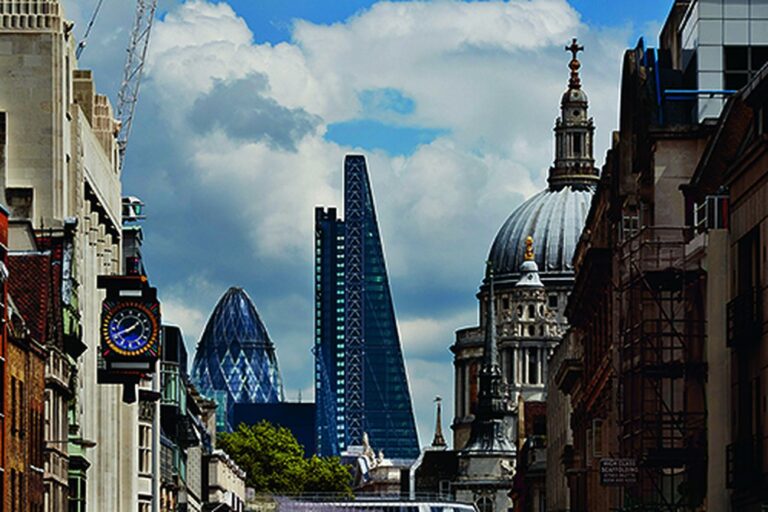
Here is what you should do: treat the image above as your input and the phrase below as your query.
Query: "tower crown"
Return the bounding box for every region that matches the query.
[548,38,598,190]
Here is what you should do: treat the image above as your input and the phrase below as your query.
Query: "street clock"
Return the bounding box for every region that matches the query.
[97,275,161,402]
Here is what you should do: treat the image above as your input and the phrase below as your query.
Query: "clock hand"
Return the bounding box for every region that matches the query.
[115,321,140,338]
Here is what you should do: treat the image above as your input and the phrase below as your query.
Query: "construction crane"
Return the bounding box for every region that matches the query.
[116,0,159,171]
[77,0,159,171]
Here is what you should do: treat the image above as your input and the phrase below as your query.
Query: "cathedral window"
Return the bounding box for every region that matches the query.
[528,304,535,319]
[529,349,539,384]
[507,350,516,384]
[476,496,494,512]
[548,294,558,308]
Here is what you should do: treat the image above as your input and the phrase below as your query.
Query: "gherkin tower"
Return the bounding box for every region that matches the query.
[191,287,284,414]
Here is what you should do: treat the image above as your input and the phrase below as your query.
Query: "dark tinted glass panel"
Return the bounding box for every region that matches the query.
[725,46,749,71]
[725,72,749,90]
[751,46,768,72]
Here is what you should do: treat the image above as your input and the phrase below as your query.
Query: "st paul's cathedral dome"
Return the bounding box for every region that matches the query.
[452,39,598,451]
[488,38,597,287]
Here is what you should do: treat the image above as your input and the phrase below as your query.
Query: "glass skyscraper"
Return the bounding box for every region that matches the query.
[314,154,419,458]
[191,287,284,430]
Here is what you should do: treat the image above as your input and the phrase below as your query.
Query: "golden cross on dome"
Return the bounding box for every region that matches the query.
[565,38,584,89]
[524,236,535,261]
[566,38,584,61]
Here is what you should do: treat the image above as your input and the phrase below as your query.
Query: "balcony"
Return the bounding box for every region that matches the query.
[727,436,765,489]
[727,288,762,348]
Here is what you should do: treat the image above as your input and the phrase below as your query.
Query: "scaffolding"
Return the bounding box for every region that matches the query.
[618,227,707,511]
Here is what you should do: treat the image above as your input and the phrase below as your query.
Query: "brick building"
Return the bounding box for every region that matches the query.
[7,219,81,512]
[5,292,46,512]
[0,205,8,512]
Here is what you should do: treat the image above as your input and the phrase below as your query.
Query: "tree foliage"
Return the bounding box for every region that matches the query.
[218,421,352,496]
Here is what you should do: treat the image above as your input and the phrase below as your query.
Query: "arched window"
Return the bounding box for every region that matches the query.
[476,496,494,512]
[528,304,535,318]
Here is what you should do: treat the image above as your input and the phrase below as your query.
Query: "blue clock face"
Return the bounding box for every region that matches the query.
[108,306,153,353]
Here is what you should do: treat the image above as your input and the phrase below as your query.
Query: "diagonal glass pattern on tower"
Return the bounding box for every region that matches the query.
[191,287,284,422]
[314,155,419,458]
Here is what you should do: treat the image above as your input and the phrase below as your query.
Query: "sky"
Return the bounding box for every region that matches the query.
[65,0,673,449]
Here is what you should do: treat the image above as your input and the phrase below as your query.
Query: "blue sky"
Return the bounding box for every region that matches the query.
[69,0,679,448]
[218,0,673,45]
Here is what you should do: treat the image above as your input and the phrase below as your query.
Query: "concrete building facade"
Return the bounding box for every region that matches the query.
[0,2,135,510]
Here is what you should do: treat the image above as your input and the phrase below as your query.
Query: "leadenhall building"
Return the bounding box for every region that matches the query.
[451,40,596,462]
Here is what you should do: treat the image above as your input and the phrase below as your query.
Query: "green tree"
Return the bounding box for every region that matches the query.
[217,421,352,496]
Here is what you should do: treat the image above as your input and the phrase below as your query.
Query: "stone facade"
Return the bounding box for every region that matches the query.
[0,2,133,510]
[205,450,246,512]
[545,334,578,512]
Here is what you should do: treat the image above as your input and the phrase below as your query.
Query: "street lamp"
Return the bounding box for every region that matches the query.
[46,438,97,448]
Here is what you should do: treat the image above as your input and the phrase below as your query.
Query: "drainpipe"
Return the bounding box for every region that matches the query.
[152,371,159,512]
[408,448,428,500]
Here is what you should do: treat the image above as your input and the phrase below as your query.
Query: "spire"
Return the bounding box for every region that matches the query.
[460,262,515,455]
[548,37,598,190]
[431,396,447,448]
[483,262,500,370]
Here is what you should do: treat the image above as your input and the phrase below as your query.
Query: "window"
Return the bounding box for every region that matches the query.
[476,496,493,512]
[139,425,152,474]
[68,475,86,512]
[573,132,582,156]
[724,45,768,90]
[593,419,604,458]
[0,359,3,421]
[694,194,729,232]
[621,211,640,241]
[528,304,535,319]
[528,349,539,384]
[5,187,33,219]
[11,377,19,434]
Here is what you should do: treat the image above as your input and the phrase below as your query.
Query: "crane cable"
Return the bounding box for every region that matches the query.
[76,0,106,59]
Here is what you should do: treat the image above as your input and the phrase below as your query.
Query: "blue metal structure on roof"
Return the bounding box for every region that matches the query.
[314,155,419,458]
[190,287,284,423]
